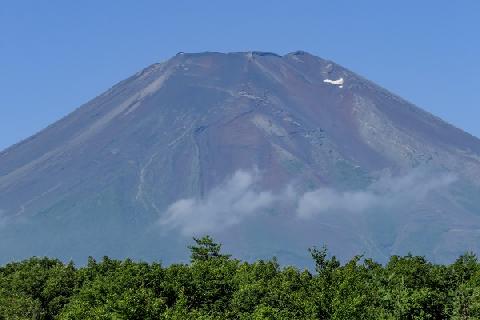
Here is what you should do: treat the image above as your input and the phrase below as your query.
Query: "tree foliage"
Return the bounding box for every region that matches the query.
[0,237,479,319]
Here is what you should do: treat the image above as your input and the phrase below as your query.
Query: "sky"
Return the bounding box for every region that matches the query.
[1,1,479,151]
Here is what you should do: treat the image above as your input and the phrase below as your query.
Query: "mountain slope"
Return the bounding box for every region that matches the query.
[1,51,480,265]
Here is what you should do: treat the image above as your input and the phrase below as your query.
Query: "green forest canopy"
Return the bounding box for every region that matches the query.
[1,236,479,319]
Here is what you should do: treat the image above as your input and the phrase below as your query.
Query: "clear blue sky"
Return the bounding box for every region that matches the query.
[1,1,479,151]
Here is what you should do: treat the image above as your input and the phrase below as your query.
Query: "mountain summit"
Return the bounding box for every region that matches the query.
[1,51,480,265]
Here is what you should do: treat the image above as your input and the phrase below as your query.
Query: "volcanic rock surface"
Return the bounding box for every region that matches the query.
[1,51,480,265]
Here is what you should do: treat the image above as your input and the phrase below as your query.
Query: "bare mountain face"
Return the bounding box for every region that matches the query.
[1,51,480,266]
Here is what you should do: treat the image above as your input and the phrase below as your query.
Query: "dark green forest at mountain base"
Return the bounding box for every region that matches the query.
[1,236,479,320]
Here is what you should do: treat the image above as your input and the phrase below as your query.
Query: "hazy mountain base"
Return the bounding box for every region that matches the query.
[1,168,479,268]
[0,237,479,320]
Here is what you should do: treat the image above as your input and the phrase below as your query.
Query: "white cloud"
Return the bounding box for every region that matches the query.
[297,170,457,218]
[297,188,377,218]
[158,170,277,236]
[159,169,457,235]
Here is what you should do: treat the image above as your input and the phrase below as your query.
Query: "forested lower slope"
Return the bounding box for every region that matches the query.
[1,236,479,319]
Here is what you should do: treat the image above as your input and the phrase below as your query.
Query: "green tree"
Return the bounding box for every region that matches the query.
[188,236,231,263]
[1,239,479,319]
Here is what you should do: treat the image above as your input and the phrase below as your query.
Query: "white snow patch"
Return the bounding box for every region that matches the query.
[323,77,344,87]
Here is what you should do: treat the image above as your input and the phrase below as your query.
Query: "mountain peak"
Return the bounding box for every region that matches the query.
[1,50,480,266]
[170,50,317,60]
